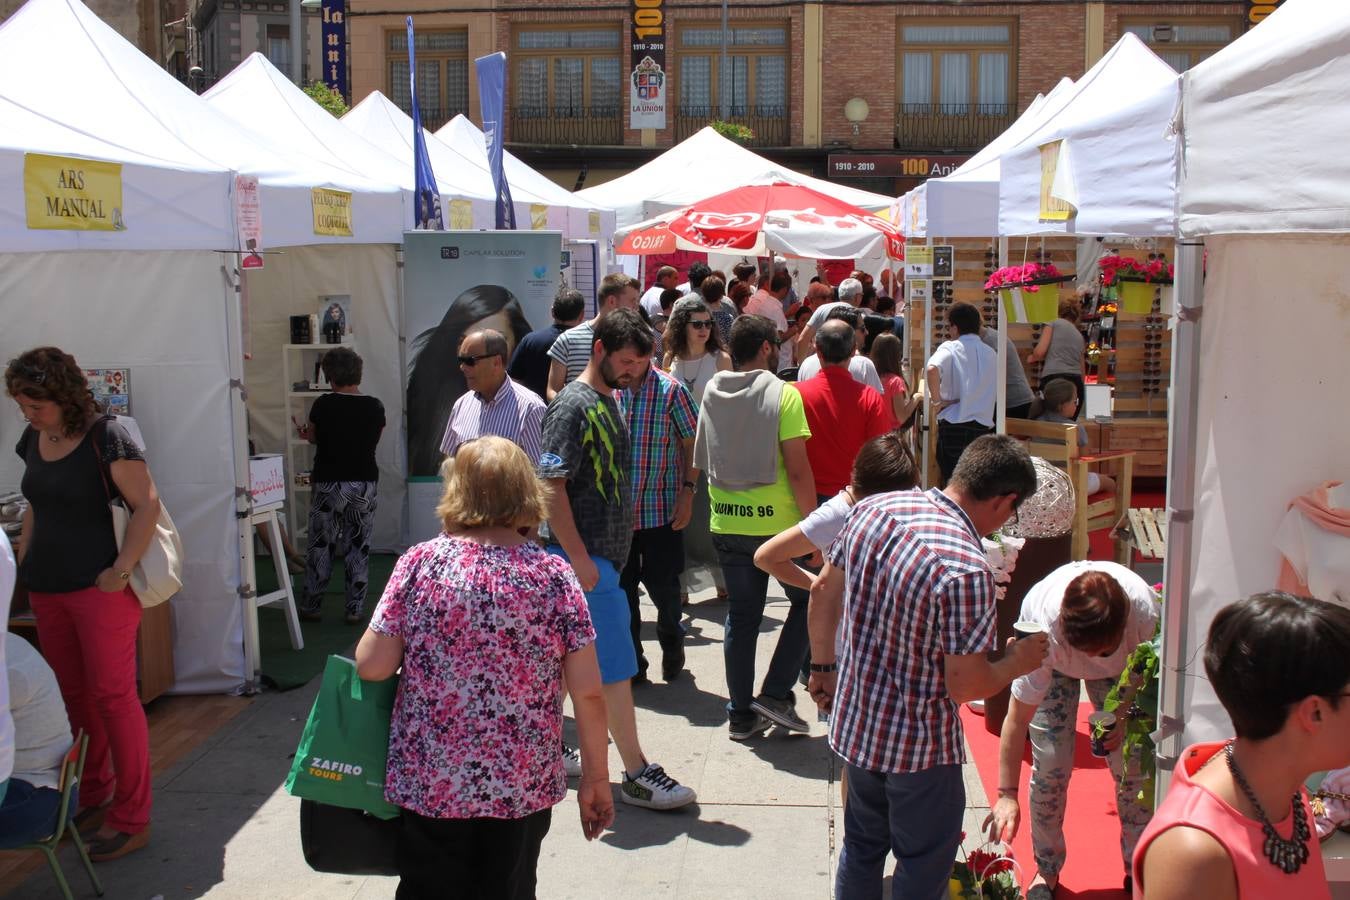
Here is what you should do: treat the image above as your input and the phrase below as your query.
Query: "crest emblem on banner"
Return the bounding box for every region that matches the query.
[632,56,665,100]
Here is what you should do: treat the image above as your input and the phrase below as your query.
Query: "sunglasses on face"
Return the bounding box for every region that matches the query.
[689,320,713,329]
[457,353,496,367]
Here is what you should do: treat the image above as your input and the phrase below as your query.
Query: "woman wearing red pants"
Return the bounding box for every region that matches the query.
[5,347,157,861]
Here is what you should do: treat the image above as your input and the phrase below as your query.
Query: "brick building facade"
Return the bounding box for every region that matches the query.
[344,0,1245,191]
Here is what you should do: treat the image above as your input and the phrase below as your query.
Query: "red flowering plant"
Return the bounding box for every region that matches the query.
[950,835,1023,899]
[983,262,1066,293]
[1098,254,1175,286]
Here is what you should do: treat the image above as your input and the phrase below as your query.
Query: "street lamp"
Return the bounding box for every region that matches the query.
[844,97,870,137]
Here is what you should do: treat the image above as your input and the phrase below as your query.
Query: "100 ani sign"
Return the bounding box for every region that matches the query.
[629,0,666,129]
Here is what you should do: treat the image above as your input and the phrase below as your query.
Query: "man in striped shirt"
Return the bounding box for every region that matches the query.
[546,272,640,402]
[439,329,544,463]
[808,434,1047,899]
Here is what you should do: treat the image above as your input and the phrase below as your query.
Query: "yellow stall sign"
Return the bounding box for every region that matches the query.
[312,188,353,237]
[25,153,125,231]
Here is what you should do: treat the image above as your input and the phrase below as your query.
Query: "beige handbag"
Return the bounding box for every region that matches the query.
[93,418,184,608]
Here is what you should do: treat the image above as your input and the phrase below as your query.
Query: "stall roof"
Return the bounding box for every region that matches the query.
[0,0,403,247]
[1180,0,1350,236]
[997,33,1179,237]
[574,127,895,228]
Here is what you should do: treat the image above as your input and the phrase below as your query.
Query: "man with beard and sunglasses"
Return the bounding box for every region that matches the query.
[538,308,697,812]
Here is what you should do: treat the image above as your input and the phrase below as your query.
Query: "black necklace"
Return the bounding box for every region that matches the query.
[1224,741,1311,874]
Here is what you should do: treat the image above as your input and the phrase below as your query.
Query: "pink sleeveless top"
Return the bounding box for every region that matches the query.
[1132,742,1329,899]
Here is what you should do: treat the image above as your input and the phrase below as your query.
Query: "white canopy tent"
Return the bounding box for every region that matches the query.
[343,92,585,233]
[0,0,249,693]
[895,77,1073,240]
[203,54,415,552]
[435,115,616,242]
[997,35,1180,238]
[1157,0,1350,772]
[575,127,895,228]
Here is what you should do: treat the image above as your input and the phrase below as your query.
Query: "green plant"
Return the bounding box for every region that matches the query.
[709,120,755,144]
[949,839,1022,899]
[303,81,348,118]
[1103,586,1164,807]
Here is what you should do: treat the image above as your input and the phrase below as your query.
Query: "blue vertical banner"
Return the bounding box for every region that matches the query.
[475,52,516,230]
[407,18,443,229]
[320,0,347,100]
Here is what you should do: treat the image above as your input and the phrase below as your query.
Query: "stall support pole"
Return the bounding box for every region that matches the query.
[223,259,261,695]
[1155,236,1205,793]
[996,236,1010,434]
[921,236,935,487]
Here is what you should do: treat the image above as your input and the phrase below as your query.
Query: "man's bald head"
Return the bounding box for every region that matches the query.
[815,319,856,365]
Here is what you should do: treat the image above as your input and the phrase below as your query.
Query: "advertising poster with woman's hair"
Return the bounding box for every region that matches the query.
[402,230,563,539]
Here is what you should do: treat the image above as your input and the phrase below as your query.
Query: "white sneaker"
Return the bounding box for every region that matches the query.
[620,763,696,810]
[562,744,583,778]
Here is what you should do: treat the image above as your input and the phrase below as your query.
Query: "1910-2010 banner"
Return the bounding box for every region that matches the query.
[629,0,666,129]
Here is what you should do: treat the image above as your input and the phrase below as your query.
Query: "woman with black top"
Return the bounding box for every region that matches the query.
[295,347,385,625]
[5,347,158,861]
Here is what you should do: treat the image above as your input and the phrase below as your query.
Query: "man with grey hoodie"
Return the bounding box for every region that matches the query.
[692,316,818,741]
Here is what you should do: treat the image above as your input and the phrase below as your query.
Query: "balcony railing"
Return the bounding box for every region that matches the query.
[509,107,623,146]
[894,103,1017,152]
[675,106,789,147]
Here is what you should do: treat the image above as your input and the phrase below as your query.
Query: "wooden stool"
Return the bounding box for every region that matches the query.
[251,502,303,651]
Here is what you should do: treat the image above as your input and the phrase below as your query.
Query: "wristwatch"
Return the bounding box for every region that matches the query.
[682,480,696,493]
[809,661,838,673]
[116,570,131,581]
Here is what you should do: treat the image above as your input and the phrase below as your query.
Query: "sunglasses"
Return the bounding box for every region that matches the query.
[457,353,497,367]
[689,320,713,329]
[12,364,46,385]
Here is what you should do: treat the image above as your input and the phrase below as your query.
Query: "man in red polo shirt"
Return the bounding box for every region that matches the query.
[795,320,896,501]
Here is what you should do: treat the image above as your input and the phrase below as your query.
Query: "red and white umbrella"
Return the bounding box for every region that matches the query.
[615,181,904,260]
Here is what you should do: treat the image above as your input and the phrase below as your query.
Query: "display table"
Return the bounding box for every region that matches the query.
[9,585,175,704]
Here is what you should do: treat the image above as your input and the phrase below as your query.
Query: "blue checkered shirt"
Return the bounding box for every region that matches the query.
[622,367,698,530]
[827,488,997,773]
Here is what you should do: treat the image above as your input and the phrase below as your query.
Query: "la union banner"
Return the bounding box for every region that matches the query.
[629,0,666,129]
[475,51,516,230]
[408,17,444,230]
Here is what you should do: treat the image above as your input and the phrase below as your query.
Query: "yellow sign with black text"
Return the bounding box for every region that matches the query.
[312,188,353,237]
[24,153,125,232]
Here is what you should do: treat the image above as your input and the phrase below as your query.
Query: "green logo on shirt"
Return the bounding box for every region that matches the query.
[582,403,624,502]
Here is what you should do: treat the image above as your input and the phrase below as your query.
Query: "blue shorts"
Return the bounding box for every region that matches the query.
[546,547,638,685]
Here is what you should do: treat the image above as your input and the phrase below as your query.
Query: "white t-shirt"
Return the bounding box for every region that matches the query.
[1010,561,1160,707]
[926,334,996,426]
[640,285,669,318]
[807,301,853,329]
[5,634,70,791]
[800,491,852,551]
[797,354,884,393]
[745,291,788,331]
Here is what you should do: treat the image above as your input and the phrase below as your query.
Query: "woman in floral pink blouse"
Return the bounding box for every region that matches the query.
[355,436,613,899]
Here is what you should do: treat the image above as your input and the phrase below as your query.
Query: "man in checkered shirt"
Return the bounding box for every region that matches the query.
[808,434,1049,899]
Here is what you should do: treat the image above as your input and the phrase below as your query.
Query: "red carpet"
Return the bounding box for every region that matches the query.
[961,704,1131,898]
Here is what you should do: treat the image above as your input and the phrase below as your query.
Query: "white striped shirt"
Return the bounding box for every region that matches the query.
[440,377,545,462]
[546,321,595,387]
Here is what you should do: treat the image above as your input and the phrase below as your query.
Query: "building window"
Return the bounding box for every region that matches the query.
[896,20,1016,150]
[266,24,292,75]
[1122,20,1237,71]
[680,23,788,123]
[511,27,623,145]
[388,30,469,131]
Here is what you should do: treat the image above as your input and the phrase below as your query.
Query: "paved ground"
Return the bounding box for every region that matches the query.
[8,583,991,899]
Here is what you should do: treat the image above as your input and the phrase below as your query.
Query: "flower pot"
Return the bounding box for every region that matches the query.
[999,287,1059,324]
[1120,280,1157,314]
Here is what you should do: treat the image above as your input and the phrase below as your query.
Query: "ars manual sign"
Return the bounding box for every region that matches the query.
[312,188,353,237]
[24,153,126,232]
[629,0,666,129]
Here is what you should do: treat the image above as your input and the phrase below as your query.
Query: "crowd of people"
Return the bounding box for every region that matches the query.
[3,258,1348,900]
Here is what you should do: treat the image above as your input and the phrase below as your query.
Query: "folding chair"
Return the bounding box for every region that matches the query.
[3,731,104,899]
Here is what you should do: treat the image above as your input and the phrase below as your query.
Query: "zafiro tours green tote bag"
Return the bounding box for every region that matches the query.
[285,655,400,820]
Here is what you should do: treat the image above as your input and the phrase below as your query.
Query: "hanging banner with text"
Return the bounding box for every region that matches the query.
[321,0,347,99]
[235,175,263,268]
[1247,0,1285,27]
[629,0,666,129]
[312,188,353,236]
[24,153,125,231]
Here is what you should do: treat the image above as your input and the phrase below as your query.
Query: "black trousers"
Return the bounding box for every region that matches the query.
[620,522,686,674]
[936,420,995,484]
[396,807,552,900]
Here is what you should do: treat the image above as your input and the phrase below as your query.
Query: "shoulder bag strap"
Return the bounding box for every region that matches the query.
[89,416,118,503]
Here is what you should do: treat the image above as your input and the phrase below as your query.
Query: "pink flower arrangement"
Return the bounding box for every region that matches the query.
[984,262,1062,293]
[1099,254,1174,285]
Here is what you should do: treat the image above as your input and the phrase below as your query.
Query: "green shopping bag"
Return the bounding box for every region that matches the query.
[285,655,401,820]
